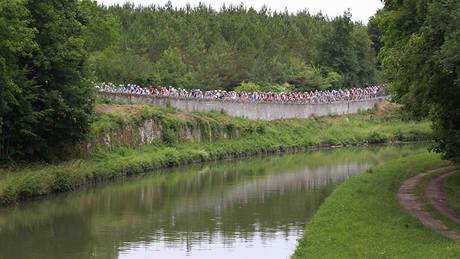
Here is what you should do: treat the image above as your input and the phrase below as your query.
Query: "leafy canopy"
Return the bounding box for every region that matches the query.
[0,0,94,162]
[378,0,460,163]
[84,3,379,91]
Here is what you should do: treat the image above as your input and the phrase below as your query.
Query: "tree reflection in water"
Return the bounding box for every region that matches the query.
[0,144,427,259]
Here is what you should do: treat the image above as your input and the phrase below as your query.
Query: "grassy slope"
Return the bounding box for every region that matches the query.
[0,103,432,205]
[444,171,460,214]
[293,153,460,258]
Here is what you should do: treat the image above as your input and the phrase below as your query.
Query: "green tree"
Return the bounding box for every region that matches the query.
[80,0,119,53]
[352,25,377,85]
[319,11,359,87]
[19,0,93,160]
[0,0,37,160]
[367,13,383,54]
[378,0,460,163]
[90,48,153,85]
[323,71,345,90]
[235,82,262,93]
[152,48,188,87]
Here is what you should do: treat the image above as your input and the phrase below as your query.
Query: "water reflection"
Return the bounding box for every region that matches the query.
[0,144,427,259]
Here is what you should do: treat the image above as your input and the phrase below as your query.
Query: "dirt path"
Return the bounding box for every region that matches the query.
[425,171,460,225]
[397,167,460,242]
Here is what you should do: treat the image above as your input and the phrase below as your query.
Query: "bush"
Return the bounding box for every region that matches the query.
[162,128,177,146]
[52,170,76,192]
[367,131,387,144]
[256,125,266,134]
[235,82,262,93]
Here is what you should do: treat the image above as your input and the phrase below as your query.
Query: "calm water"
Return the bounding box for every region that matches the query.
[0,144,427,259]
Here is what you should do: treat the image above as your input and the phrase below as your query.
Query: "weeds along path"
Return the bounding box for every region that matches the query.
[398,167,460,242]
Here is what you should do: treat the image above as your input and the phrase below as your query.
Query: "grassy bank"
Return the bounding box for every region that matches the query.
[293,153,460,258]
[444,172,460,214]
[0,103,432,205]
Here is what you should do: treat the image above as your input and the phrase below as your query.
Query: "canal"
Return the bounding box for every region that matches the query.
[0,144,427,259]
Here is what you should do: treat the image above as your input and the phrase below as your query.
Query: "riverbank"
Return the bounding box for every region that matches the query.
[0,145,425,259]
[293,153,460,258]
[0,103,432,205]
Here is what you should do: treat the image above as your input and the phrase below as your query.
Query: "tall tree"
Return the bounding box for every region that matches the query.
[378,0,460,162]
[22,0,94,160]
[152,48,188,87]
[367,13,383,54]
[0,0,37,160]
[0,0,94,161]
[318,11,360,87]
[80,0,119,53]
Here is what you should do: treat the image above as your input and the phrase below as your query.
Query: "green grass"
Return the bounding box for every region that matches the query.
[293,153,460,258]
[413,168,460,233]
[444,171,460,214]
[0,105,433,205]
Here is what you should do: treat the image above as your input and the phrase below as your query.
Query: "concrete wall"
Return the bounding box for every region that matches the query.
[99,92,386,121]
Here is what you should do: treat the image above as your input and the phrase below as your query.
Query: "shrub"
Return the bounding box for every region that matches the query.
[235,82,262,93]
[52,170,76,192]
[367,131,387,144]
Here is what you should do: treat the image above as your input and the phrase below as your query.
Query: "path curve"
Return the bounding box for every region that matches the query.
[425,171,460,225]
[397,167,460,242]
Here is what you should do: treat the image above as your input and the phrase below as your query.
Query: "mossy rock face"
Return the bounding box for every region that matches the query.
[86,101,433,157]
[86,106,237,153]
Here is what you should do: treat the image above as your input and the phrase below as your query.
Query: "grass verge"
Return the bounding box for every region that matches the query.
[444,171,460,214]
[293,152,460,258]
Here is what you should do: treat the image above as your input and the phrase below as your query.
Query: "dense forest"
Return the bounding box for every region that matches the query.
[0,0,380,161]
[81,1,379,91]
[0,0,460,166]
[2,0,457,165]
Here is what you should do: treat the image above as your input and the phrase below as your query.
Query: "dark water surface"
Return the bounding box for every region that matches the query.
[0,144,427,259]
